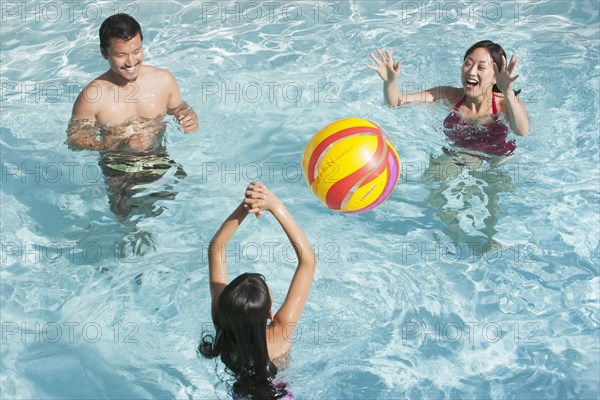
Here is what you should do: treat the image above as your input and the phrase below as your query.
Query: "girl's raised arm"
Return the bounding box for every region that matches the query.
[243,182,316,328]
[208,199,249,322]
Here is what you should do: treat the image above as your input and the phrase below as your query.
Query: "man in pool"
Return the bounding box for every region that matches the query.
[67,13,198,152]
[66,13,198,255]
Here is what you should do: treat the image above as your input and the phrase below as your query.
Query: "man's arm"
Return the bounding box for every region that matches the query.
[165,71,199,133]
[66,85,107,151]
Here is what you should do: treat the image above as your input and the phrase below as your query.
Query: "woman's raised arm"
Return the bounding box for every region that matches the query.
[367,48,458,106]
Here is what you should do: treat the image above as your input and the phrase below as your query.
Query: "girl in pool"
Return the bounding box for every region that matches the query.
[199,182,316,399]
[367,40,529,157]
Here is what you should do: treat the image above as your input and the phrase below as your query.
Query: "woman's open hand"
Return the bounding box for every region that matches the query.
[367,49,401,83]
[493,54,520,95]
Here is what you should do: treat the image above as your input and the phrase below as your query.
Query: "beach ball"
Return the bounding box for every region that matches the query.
[302,117,401,214]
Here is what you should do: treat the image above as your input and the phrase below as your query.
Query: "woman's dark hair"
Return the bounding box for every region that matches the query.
[464,40,520,96]
[199,273,288,399]
[99,13,143,51]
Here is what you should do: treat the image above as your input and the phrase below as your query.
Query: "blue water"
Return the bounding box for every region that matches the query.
[1,1,599,399]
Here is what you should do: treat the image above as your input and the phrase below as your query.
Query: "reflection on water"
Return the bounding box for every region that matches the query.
[99,151,186,257]
[425,150,516,257]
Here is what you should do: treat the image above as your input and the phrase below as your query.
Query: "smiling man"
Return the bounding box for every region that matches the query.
[67,13,199,152]
[66,14,197,253]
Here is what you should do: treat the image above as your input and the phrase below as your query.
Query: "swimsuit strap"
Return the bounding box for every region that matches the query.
[454,95,467,110]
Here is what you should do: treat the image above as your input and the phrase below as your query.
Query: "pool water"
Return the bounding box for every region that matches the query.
[1,1,598,398]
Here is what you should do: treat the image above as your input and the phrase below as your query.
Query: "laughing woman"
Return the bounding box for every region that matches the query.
[367,40,529,158]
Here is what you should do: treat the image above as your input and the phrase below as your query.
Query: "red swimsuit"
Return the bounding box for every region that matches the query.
[443,92,515,157]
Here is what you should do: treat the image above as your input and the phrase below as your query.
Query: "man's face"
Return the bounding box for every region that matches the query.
[101,33,143,82]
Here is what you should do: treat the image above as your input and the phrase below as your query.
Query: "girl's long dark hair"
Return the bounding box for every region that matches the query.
[199,273,288,399]
[464,40,521,96]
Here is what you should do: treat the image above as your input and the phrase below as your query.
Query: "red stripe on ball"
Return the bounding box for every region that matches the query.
[307,126,381,185]
[325,135,385,210]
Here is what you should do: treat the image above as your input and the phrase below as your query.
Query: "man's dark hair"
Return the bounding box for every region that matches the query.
[99,14,143,51]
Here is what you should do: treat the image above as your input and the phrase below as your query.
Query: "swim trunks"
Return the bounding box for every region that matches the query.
[99,151,176,175]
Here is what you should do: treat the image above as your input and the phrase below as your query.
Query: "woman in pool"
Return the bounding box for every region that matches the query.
[367,40,529,157]
[199,182,316,399]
